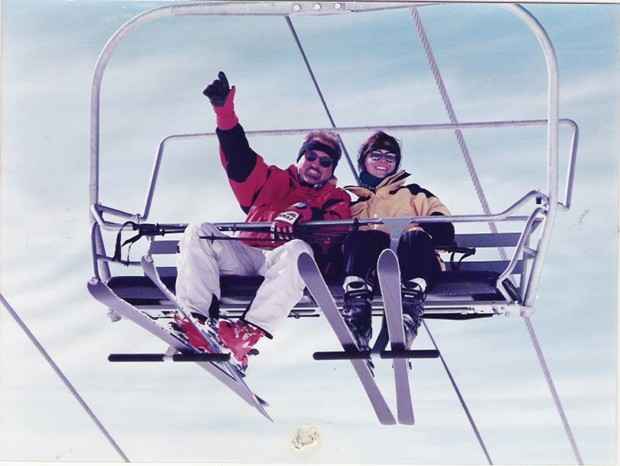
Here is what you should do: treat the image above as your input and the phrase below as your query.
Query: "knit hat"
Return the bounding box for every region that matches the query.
[296,132,342,168]
[357,131,401,173]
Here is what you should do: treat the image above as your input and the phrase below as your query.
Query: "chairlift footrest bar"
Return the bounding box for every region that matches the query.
[313,350,372,360]
[108,353,231,362]
[380,350,440,359]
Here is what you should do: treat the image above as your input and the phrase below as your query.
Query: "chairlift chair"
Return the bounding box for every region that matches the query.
[86,2,582,461]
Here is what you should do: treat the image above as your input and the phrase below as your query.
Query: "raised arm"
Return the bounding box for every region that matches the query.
[203,71,272,212]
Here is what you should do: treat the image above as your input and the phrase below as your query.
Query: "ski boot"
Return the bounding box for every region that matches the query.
[217,319,266,376]
[342,277,374,374]
[172,311,222,354]
[401,279,426,349]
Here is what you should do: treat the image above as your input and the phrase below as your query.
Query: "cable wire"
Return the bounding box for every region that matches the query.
[288,8,493,461]
[422,321,494,464]
[0,292,130,462]
[411,8,494,463]
[411,7,583,464]
[285,16,361,184]
[524,316,584,465]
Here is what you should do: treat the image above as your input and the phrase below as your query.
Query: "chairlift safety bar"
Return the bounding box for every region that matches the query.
[139,119,578,223]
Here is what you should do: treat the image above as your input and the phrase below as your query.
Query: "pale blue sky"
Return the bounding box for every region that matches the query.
[1,1,617,464]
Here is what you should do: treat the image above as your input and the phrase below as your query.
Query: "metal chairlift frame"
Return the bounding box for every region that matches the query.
[86,1,583,463]
[88,1,578,317]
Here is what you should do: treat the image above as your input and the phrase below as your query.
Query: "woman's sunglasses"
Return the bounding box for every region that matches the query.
[305,151,335,168]
[368,151,398,163]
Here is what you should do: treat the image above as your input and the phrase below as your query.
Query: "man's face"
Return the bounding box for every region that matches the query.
[298,145,336,186]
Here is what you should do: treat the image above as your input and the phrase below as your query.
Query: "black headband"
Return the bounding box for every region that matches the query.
[297,140,340,162]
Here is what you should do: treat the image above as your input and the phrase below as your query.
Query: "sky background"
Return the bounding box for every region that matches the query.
[0,1,618,464]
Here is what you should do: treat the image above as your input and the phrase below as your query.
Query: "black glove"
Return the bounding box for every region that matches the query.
[203,71,230,107]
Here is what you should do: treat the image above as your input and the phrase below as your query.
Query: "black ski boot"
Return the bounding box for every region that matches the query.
[401,280,426,349]
[342,278,373,353]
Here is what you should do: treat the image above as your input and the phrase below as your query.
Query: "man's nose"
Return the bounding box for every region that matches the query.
[308,158,322,168]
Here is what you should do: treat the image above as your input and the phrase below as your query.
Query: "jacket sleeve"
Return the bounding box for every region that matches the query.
[408,185,455,247]
[422,212,455,247]
[311,188,352,262]
[311,188,352,221]
[216,123,272,213]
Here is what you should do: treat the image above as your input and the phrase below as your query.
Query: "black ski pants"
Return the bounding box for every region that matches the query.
[342,229,441,289]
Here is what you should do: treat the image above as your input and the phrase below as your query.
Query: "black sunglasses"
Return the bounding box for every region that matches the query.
[368,151,398,163]
[305,151,335,168]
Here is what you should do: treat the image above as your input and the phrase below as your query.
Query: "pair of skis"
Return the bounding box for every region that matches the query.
[88,257,271,422]
[298,249,420,425]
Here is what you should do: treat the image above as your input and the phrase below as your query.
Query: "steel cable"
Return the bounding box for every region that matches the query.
[412,6,583,464]
[0,292,130,462]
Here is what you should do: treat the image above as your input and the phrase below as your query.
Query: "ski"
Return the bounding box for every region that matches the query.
[140,256,272,413]
[298,252,396,425]
[89,264,271,420]
[377,248,415,425]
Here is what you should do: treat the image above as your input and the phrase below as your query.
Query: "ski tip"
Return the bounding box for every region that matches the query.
[256,405,274,422]
[398,416,415,426]
[256,395,270,408]
[379,417,398,426]
[378,247,397,263]
[297,251,314,270]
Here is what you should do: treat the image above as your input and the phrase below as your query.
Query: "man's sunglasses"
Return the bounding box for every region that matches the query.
[305,151,335,168]
[368,151,398,163]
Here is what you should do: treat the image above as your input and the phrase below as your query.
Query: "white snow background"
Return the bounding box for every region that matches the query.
[0,1,617,464]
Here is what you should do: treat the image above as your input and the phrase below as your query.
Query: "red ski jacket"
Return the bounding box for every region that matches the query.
[216,124,351,250]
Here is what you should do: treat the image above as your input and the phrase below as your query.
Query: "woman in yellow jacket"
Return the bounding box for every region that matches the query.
[342,131,455,351]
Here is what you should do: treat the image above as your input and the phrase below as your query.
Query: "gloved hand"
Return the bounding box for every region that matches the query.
[203,71,232,106]
[271,202,312,241]
[202,71,238,129]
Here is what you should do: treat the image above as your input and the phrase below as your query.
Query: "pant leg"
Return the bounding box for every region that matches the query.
[343,230,391,287]
[243,239,314,336]
[397,230,441,287]
[176,222,265,317]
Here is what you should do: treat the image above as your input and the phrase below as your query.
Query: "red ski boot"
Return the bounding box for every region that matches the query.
[174,313,221,354]
[218,319,265,373]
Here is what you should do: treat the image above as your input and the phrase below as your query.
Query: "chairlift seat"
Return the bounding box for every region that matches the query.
[107,268,506,310]
[106,229,527,316]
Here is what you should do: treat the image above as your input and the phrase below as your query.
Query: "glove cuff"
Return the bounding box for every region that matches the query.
[213,86,238,130]
[275,202,311,223]
[274,210,301,225]
[215,109,239,130]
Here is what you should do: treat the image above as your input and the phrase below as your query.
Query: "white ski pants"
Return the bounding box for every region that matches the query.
[175,222,313,336]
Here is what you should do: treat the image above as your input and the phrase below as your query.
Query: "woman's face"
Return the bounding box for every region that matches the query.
[364,149,398,179]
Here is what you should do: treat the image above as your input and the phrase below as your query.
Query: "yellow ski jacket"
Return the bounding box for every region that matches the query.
[345,170,454,247]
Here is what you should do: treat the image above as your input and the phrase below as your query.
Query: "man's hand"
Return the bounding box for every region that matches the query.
[203,71,234,107]
[271,202,312,241]
[203,71,238,129]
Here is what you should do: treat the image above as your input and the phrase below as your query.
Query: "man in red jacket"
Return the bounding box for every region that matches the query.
[175,72,351,373]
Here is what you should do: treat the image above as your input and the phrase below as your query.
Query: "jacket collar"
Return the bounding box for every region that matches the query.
[345,170,410,200]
